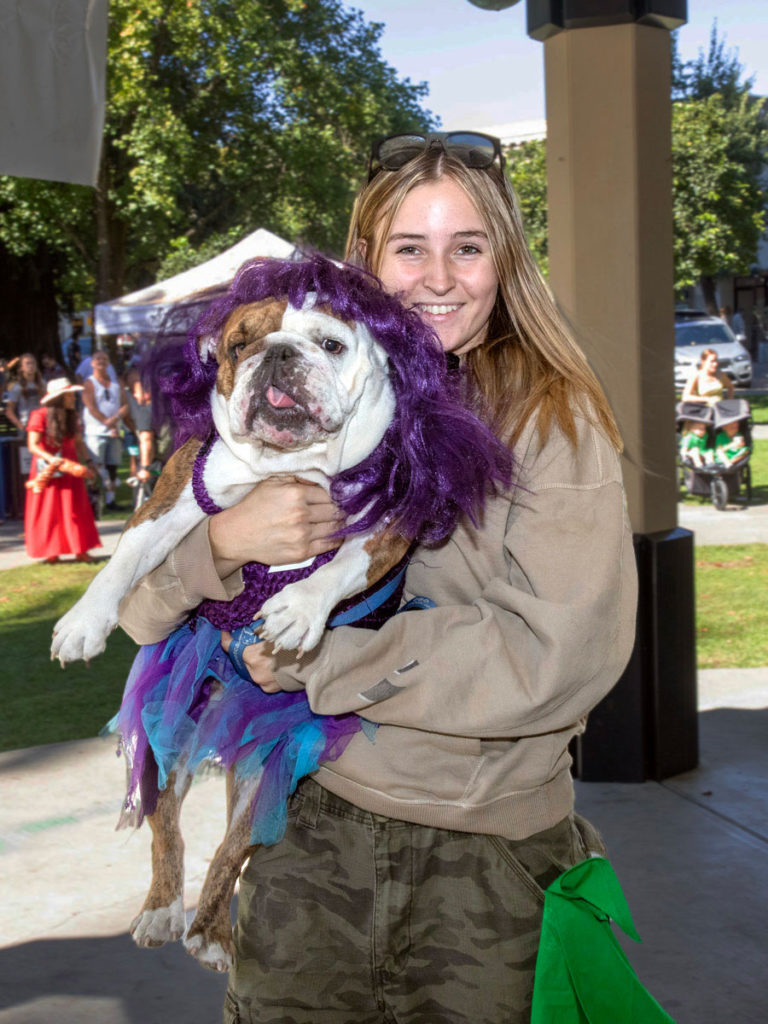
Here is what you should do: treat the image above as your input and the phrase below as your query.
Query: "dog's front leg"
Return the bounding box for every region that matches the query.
[130,770,191,949]
[258,531,409,654]
[183,771,254,972]
[51,437,212,665]
[51,491,206,664]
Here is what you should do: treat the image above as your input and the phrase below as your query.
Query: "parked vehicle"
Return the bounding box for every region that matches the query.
[674,311,753,389]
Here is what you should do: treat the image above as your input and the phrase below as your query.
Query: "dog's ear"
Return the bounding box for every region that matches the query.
[198,334,218,364]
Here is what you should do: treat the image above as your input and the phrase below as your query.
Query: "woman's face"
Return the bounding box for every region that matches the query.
[20,355,37,379]
[375,177,499,356]
[702,353,719,374]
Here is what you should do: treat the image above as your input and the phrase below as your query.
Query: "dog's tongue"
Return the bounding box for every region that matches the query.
[266,385,296,409]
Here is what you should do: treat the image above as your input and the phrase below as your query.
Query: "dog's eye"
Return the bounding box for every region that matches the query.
[321,338,344,355]
[231,341,247,361]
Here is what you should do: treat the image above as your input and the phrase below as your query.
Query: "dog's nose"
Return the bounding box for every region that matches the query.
[265,343,298,364]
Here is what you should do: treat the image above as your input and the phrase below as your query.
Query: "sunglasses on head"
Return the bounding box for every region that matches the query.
[368,131,505,182]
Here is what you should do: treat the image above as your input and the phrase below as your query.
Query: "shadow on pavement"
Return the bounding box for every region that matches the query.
[0,932,228,1024]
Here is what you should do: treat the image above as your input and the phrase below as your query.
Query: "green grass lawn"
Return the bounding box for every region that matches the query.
[1,541,766,752]
[744,393,768,424]
[0,561,138,751]
[696,544,768,668]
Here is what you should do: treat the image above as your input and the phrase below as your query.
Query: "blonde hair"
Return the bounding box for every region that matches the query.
[345,150,621,451]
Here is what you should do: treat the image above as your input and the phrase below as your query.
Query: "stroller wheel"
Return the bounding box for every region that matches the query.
[711,477,728,511]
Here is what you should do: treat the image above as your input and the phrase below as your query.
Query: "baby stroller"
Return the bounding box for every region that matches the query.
[676,399,753,511]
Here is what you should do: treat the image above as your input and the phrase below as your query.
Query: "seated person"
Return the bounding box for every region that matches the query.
[680,420,714,467]
[682,349,734,405]
[714,421,750,467]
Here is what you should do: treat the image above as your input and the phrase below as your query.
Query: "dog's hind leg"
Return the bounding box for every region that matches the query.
[184,770,253,973]
[130,771,191,948]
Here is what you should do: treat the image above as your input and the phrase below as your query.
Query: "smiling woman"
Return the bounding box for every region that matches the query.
[116,139,638,1023]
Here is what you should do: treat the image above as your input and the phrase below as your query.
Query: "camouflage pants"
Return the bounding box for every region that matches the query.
[223,779,603,1024]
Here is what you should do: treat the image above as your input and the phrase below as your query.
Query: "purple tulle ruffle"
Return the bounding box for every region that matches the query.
[111,619,363,845]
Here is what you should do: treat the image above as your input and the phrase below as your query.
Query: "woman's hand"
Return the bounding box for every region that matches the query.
[209,477,344,576]
[220,631,281,692]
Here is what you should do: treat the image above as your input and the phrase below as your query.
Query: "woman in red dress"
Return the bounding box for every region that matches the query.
[25,378,102,564]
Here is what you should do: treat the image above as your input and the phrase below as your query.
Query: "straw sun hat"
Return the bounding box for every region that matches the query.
[40,378,84,405]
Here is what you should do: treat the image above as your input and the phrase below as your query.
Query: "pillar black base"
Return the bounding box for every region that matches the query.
[573,527,698,782]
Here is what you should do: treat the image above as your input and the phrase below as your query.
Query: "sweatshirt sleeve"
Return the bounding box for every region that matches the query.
[273,417,638,738]
[117,519,245,644]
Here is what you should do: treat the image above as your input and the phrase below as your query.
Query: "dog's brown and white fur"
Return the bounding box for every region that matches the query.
[51,294,409,970]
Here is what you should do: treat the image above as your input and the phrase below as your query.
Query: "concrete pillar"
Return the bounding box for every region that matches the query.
[543,22,698,780]
[545,22,677,534]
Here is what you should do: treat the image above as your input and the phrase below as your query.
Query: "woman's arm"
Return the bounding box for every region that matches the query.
[273,419,638,738]
[4,399,22,431]
[721,373,735,399]
[118,478,343,644]
[110,384,130,424]
[681,370,699,402]
[27,429,54,463]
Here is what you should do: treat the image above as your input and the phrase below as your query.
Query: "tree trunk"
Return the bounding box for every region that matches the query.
[700,275,719,315]
[94,145,128,366]
[94,145,128,304]
[0,244,62,362]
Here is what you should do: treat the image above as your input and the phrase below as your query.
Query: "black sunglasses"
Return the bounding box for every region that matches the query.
[368,131,505,182]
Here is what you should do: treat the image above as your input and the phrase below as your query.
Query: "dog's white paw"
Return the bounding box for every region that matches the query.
[51,601,114,665]
[258,583,328,654]
[130,897,186,948]
[184,933,233,973]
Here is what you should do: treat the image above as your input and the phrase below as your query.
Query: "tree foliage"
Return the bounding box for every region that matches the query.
[505,139,548,276]
[672,22,754,106]
[0,0,435,330]
[671,93,768,301]
[670,23,767,303]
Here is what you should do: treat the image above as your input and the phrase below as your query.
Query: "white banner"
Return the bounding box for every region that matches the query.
[0,0,108,187]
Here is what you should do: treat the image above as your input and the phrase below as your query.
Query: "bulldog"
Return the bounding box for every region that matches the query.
[50,256,512,972]
[52,298,400,665]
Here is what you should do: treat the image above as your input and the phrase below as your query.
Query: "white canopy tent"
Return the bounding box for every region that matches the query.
[94,228,297,336]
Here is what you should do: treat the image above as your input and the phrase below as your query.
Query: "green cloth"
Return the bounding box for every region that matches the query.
[531,857,676,1023]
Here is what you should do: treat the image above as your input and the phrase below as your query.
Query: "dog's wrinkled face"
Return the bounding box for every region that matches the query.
[203,295,394,470]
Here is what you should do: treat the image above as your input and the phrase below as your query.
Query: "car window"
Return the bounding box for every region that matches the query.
[675,322,733,347]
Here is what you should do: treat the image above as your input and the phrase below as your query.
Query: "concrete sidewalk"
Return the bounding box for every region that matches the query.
[1,667,767,1023]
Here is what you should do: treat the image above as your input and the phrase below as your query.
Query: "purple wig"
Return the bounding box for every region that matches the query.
[154,255,513,545]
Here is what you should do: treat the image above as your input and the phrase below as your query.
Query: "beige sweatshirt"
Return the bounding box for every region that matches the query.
[119,410,637,840]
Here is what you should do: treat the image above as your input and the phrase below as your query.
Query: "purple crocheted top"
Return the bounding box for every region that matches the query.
[191,431,406,631]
